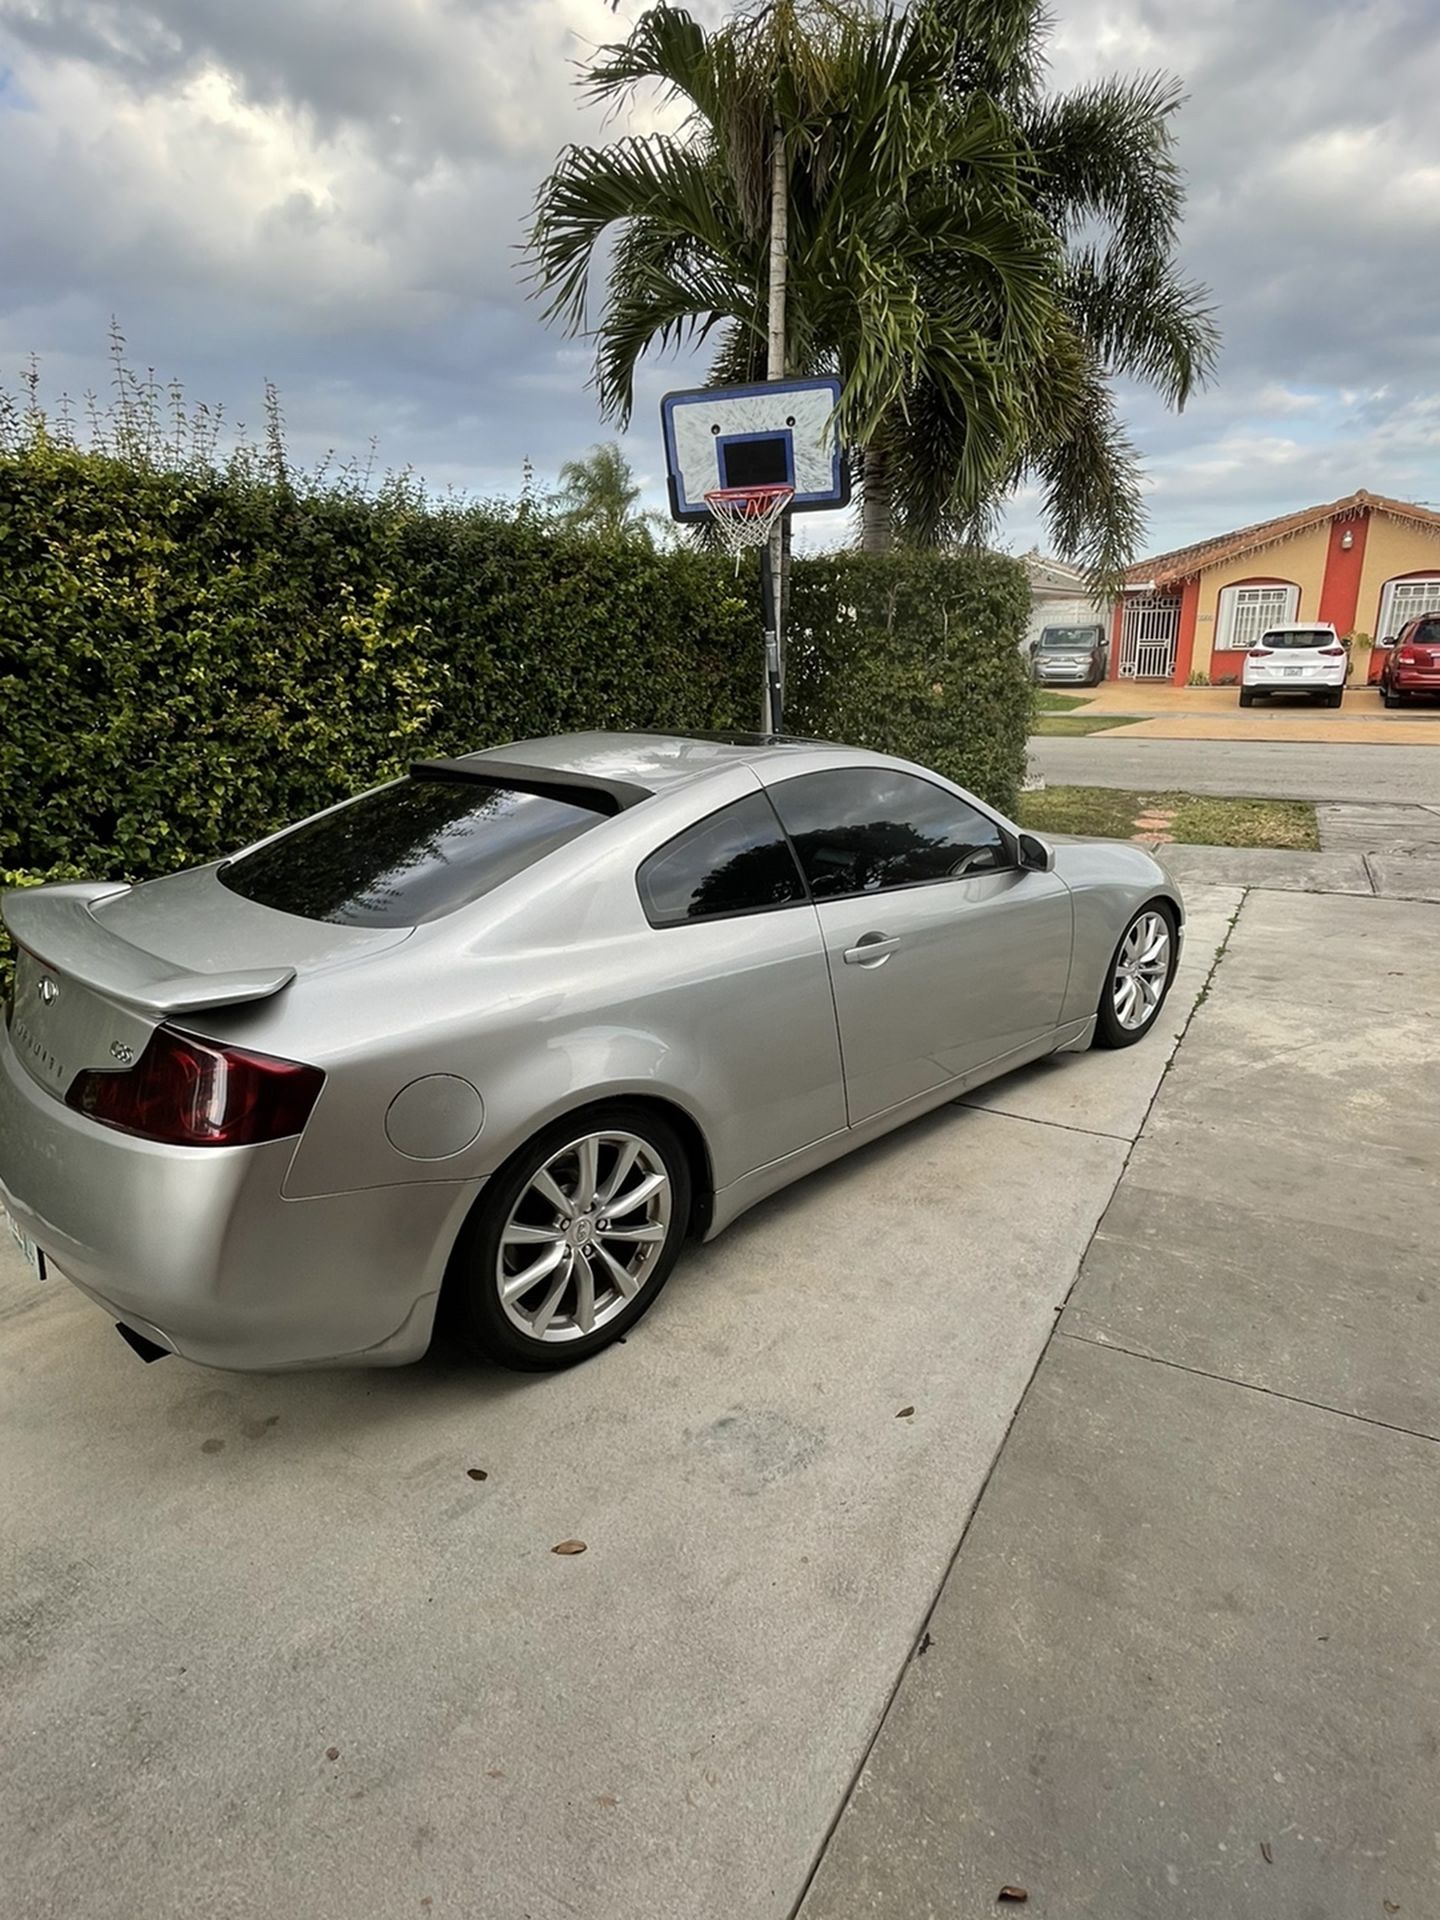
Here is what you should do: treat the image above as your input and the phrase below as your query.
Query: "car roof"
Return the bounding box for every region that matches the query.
[438,730,843,799]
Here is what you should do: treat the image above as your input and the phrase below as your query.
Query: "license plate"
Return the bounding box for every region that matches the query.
[6,1212,45,1282]
[1283,666,1303,677]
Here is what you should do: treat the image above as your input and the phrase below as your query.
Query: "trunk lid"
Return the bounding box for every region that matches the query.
[4,870,409,1102]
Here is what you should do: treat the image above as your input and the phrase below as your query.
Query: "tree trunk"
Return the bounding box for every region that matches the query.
[861,445,894,552]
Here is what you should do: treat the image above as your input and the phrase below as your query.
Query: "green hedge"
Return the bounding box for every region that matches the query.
[785,549,1034,813]
[0,444,1032,931]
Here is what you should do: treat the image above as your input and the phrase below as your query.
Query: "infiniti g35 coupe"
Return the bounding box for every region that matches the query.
[0,732,1183,1373]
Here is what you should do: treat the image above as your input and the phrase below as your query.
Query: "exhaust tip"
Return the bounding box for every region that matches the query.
[115,1321,172,1363]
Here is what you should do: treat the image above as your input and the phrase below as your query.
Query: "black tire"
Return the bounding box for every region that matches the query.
[1238,687,1255,708]
[1326,688,1343,708]
[443,1101,693,1371]
[1093,901,1180,1051]
[1384,686,1401,709]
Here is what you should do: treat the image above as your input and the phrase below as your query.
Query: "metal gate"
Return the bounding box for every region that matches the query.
[1118,593,1180,679]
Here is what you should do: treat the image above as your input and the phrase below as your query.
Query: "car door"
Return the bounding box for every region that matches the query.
[766,767,1073,1126]
[633,786,848,1179]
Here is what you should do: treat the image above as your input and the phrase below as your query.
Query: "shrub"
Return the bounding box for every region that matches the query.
[0,437,1033,977]
[785,549,1033,814]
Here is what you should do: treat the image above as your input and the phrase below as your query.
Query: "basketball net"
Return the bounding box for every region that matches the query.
[703,484,794,573]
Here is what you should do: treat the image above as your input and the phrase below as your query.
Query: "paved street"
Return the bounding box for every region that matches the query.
[1031,735,1440,804]
[7,870,1439,1919]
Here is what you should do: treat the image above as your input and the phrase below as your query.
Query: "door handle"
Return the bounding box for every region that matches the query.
[843,933,900,967]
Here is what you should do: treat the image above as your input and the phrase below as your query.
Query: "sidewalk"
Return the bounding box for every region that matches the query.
[1060,681,1440,745]
[797,880,1440,1918]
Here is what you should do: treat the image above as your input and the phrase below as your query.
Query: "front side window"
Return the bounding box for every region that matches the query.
[769,769,1009,900]
[638,792,806,927]
[220,777,607,927]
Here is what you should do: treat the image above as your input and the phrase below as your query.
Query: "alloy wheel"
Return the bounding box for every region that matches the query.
[1112,910,1171,1031]
[496,1131,672,1344]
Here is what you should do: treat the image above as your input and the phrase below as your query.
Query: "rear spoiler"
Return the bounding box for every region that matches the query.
[2,882,296,1016]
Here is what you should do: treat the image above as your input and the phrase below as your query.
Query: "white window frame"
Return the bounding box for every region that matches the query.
[1377,577,1440,643]
[1216,582,1300,650]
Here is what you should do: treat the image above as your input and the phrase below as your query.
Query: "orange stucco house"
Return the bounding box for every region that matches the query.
[1108,490,1440,684]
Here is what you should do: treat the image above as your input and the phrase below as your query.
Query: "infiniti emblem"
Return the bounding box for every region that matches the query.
[37,977,58,1007]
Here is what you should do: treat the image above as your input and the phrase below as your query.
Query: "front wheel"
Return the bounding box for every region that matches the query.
[444,1103,692,1370]
[1094,903,1179,1050]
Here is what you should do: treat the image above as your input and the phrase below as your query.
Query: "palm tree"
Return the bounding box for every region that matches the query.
[554,440,660,543]
[526,0,1216,583]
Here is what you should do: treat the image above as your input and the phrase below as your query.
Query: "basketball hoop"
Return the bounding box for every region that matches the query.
[703,484,794,571]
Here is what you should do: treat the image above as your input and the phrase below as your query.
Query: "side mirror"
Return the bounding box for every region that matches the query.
[1380,636,1396,649]
[1017,832,1054,873]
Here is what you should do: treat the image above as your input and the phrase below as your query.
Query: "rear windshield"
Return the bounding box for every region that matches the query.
[1040,628,1100,649]
[1259,630,1336,650]
[1412,620,1440,646]
[219,778,607,927]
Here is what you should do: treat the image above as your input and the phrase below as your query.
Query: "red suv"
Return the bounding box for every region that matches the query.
[1381,615,1440,707]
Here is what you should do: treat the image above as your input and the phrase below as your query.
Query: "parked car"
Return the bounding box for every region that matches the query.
[1030,624,1108,686]
[1238,623,1348,706]
[1,732,1183,1376]
[1379,615,1440,707]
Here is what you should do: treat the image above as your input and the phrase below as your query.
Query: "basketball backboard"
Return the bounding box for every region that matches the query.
[660,376,848,522]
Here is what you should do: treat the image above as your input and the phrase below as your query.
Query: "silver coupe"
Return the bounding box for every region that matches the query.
[0,732,1182,1373]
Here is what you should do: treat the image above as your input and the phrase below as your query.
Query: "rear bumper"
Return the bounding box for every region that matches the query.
[1390,673,1440,694]
[1243,668,1345,691]
[0,1025,479,1370]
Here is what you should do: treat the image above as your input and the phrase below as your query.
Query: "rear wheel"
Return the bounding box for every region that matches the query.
[445,1103,692,1370]
[1384,685,1402,708]
[1239,687,1255,708]
[1094,903,1178,1050]
[1326,688,1343,708]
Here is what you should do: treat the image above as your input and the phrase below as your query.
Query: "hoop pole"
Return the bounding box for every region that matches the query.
[763,110,789,735]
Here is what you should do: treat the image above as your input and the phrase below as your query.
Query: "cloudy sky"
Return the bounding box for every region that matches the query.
[2,0,1437,561]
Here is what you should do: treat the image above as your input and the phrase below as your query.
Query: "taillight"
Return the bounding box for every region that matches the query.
[1319,646,1346,657]
[1397,649,1420,666]
[66,1026,324,1147]
[1250,648,1272,659]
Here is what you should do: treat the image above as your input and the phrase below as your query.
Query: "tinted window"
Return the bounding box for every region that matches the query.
[639,793,805,927]
[770,769,1009,899]
[220,777,606,927]
[1412,620,1440,646]
[1040,627,1100,649]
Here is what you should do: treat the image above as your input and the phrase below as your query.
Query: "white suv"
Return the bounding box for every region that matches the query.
[1239,624,1348,707]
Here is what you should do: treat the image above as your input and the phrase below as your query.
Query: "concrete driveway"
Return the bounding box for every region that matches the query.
[799,883,1440,1919]
[1,889,1239,1920]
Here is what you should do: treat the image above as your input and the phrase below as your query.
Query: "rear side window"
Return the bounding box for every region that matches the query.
[220,778,607,927]
[770,768,1009,899]
[638,792,805,927]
